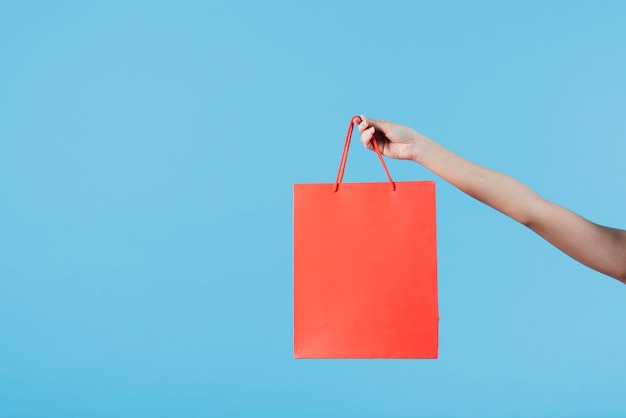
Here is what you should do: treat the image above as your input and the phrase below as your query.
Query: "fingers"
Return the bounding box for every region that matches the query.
[357,114,369,133]
[360,126,376,150]
[358,115,376,150]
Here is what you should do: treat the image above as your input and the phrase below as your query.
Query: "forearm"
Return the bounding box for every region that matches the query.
[414,135,626,283]
[530,201,626,281]
[415,136,542,225]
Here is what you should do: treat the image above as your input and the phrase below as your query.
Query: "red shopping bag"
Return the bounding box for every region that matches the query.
[293,116,438,359]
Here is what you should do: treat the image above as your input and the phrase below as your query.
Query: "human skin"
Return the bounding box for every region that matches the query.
[356,115,626,284]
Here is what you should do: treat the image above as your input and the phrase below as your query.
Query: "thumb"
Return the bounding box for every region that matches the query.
[359,125,376,150]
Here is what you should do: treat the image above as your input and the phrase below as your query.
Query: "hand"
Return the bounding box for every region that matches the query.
[356,115,422,162]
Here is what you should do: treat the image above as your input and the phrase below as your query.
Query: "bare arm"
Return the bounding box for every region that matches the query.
[358,116,626,284]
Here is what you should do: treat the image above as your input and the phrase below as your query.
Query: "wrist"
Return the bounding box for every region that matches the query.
[410,131,428,165]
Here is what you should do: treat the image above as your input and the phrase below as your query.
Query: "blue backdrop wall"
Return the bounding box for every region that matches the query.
[1,1,625,416]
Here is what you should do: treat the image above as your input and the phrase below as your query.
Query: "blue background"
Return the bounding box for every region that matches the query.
[1,1,626,416]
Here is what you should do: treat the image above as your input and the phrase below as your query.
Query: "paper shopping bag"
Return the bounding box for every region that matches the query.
[293,116,438,359]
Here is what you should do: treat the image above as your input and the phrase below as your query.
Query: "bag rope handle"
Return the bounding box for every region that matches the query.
[333,116,396,192]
